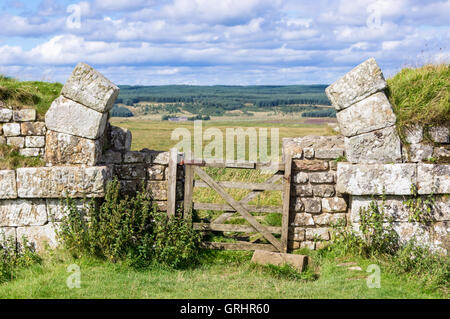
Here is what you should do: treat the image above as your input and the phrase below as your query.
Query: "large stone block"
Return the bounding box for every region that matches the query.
[45,96,108,139]
[45,130,103,166]
[293,160,328,171]
[114,164,146,180]
[0,199,47,227]
[16,223,59,252]
[336,163,416,195]
[251,250,308,272]
[351,195,449,223]
[0,170,17,199]
[336,92,396,137]
[344,126,402,163]
[428,126,449,144]
[25,136,45,148]
[417,164,450,194]
[305,228,330,241]
[19,148,42,157]
[313,213,346,226]
[407,143,434,163]
[61,62,120,113]
[46,199,90,222]
[325,58,387,110]
[16,166,111,198]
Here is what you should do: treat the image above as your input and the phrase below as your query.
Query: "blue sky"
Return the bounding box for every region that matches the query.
[0,0,448,85]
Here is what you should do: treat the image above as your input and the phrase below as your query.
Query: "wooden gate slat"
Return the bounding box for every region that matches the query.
[203,241,278,252]
[193,202,282,213]
[280,155,292,253]
[194,180,283,191]
[193,166,282,251]
[183,164,194,221]
[193,223,282,234]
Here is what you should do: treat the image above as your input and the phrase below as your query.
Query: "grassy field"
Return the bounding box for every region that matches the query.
[110,116,335,152]
[0,249,445,299]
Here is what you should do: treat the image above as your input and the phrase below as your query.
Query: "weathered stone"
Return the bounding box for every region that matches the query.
[61,62,120,113]
[309,172,334,184]
[114,164,146,180]
[417,164,450,194]
[293,172,308,184]
[0,170,17,199]
[302,198,322,213]
[344,126,402,163]
[13,109,36,122]
[147,181,168,200]
[152,151,170,165]
[21,122,46,136]
[403,125,423,144]
[293,213,314,226]
[293,160,328,171]
[0,227,16,241]
[325,58,386,110]
[123,151,145,163]
[303,147,314,159]
[7,136,25,148]
[299,241,316,250]
[315,148,345,160]
[392,222,431,245]
[305,228,330,241]
[0,108,12,122]
[336,92,396,137]
[432,222,449,253]
[44,130,102,166]
[433,147,450,161]
[16,166,111,198]
[0,136,5,145]
[282,138,303,159]
[294,184,313,197]
[118,180,143,195]
[109,126,132,151]
[350,195,449,222]
[294,228,305,241]
[17,223,59,252]
[148,165,165,180]
[0,199,47,227]
[428,126,449,144]
[19,148,41,157]
[3,123,21,136]
[312,184,335,197]
[25,136,45,148]
[46,199,89,222]
[336,163,416,195]
[251,250,308,272]
[102,150,122,164]
[45,96,108,139]
[329,160,338,171]
[407,143,434,162]
[313,213,346,226]
[322,197,347,213]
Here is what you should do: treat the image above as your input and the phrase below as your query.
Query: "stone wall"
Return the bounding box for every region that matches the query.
[283,136,348,250]
[0,106,46,157]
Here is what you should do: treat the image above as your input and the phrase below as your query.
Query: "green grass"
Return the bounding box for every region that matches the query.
[0,249,445,299]
[0,75,62,116]
[0,144,44,170]
[387,64,449,129]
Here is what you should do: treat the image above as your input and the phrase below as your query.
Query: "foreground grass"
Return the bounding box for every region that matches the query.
[387,64,449,129]
[0,249,445,299]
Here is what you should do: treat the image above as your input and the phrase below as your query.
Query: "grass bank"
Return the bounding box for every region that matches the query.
[0,144,44,170]
[0,75,62,116]
[387,64,449,129]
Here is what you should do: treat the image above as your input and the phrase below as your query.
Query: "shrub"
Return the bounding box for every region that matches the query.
[0,236,41,283]
[110,105,134,117]
[58,179,201,268]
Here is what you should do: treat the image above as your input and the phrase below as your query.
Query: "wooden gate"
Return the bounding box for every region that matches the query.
[183,158,292,253]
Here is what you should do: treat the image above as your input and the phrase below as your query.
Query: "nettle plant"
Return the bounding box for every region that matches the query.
[403,184,436,225]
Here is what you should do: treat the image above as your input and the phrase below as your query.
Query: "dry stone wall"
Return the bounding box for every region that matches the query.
[0,63,176,252]
[0,106,46,157]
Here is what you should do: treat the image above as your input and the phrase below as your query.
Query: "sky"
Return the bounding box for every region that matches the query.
[0,0,448,85]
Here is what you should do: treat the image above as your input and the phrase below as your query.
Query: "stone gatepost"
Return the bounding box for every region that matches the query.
[44,63,120,166]
[325,58,402,163]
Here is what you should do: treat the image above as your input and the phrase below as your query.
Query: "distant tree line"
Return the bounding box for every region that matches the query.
[302,108,336,118]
